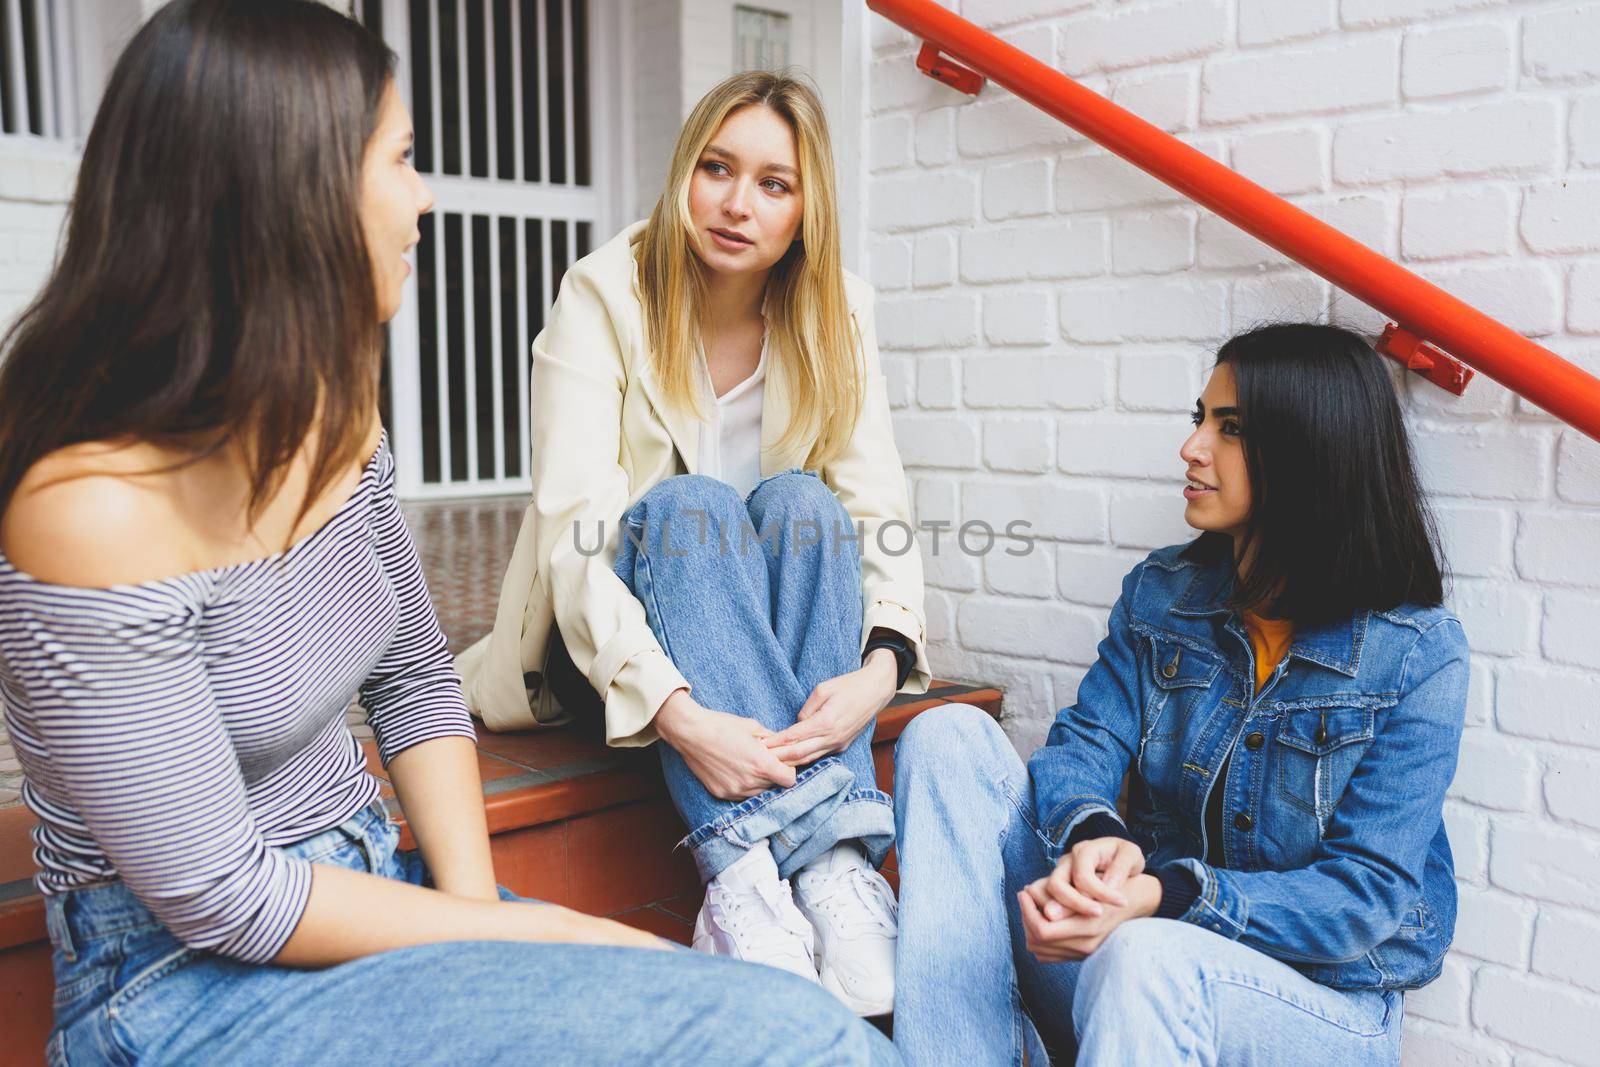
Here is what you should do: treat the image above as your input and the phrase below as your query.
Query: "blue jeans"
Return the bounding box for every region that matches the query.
[613,472,895,883]
[891,705,1405,1067]
[45,803,899,1066]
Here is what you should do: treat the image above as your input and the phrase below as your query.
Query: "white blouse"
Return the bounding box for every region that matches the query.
[696,333,768,497]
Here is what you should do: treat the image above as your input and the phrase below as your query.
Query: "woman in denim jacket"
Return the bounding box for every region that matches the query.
[893,324,1468,1065]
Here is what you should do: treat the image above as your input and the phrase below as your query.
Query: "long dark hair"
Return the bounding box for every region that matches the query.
[1208,323,1445,625]
[0,0,394,525]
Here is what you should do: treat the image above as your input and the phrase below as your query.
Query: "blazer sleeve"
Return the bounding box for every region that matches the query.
[527,262,688,747]
[822,280,930,694]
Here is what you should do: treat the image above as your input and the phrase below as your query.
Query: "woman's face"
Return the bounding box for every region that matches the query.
[1180,363,1253,545]
[360,81,434,323]
[686,105,804,279]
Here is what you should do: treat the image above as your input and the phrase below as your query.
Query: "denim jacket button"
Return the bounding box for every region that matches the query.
[1162,663,1178,679]
[1234,812,1254,832]
[1244,731,1264,751]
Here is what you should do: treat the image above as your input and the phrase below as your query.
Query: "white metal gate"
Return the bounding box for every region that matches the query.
[367,0,618,499]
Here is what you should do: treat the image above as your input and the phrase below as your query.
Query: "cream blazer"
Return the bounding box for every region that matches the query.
[455,221,930,745]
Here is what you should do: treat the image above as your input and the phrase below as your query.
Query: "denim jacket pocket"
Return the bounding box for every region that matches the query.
[1275,703,1378,820]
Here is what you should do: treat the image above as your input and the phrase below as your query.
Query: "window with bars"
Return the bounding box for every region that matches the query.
[735,6,790,73]
[362,1,602,497]
[0,0,78,142]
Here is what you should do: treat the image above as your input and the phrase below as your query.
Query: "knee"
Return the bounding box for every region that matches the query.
[897,703,1007,767]
[638,473,743,517]
[1076,919,1188,1013]
[746,471,846,530]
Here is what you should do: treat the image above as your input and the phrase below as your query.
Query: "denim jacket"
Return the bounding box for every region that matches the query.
[1028,542,1469,991]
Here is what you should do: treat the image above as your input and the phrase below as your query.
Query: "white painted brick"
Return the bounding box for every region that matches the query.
[1109,69,1196,133]
[1448,580,1539,658]
[895,416,980,469]
[1543,590,1600,671]
[1416,262,1563,337]
[1573,94,1600,168]
[1403,957,1473,1027]
[869,172,977,232]
[868,115,914,173]
[1533,908,1600,997]
[1434,503,1514,579]
[1054,150,1186,212]
[1497,663,1600,749]
[1202,36,1398,124]
[1056,544,1147,608]
[1400,1021,1511,1066]
[915,477,959,528]
[1402,23,1511,100]
[985,544,1055,599]
[1555,430,1600,503]
[1119,350,1203,413]
[870,54,955,114]
[1414,428,1552,502]
[1231,127,1327,196]
[1452,886,1535,966]
[958,95,1084,159]
[1544,751,1600,831]
[964,0,1095,30]
[983,418,1054,474]
[1522,177,1600,255]
[1055,0,1231,76]
[1449,732,1539,814]
[963,480,1108,543]
[1059,280,1230,343]
[1464,660,1494,728]
[1517,512,1600,587]
[985,290,1056,346]
[1239,0,1335,47]
[1401,187,1515,261]
[964,353,1112,411]
[983,158,1053,220]
[917,356,959,410]
[1445,802,1490,884]
[913,232,957,288]
[1523,5,1600,85]
[924,539,980,593]
[1333,99,1562,185]
[1570,261,1600,335]
[869,237,912,291]
[883,356,914,410]
[913,108,957,168]
[1057,419,1190,480]
[877,293,979,350]
[1109,486,1195,549]
[924,589,955,646]
[1231,275,1331,331]
[959,599,1105,664]
[1340,0,1504,27]
[961,220,1110,284]
[1490,819,1600,909]
[1473,967,1600,1064]
[1112,211,1196,274]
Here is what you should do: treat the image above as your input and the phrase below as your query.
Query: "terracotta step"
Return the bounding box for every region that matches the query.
[0,682,1000,1067]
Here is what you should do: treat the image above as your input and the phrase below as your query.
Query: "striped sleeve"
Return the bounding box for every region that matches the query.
[7,579,313,963]
[359,447,477,764]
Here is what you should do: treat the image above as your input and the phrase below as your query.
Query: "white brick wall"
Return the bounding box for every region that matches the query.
[862,2,1600,1062]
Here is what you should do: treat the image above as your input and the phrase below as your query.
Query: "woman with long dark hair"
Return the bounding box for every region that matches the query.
[891,324,1468,1065]
[0,3,895,1063]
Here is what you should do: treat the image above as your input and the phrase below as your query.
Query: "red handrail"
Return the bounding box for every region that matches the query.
[868,0,1600,443]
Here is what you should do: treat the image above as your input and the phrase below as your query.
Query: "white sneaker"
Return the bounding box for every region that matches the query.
[692,842,819,984]
[792,843,898,1017]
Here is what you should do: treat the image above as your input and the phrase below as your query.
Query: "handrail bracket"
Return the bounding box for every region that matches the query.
[916,42,984,95]
[1377,325,1475,396]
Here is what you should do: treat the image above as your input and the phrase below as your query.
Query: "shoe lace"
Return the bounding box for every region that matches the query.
[803,866,897,938]
[721,879,810,953]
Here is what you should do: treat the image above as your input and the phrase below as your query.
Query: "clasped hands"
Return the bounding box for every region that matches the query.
[653,649,899,802]
[1018,836,1163,963]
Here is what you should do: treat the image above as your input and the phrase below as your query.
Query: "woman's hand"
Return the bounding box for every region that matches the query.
[763,650,899,766]
[1039,836,1147,918]
[654,689,797,801]
[1018,872,1162,963]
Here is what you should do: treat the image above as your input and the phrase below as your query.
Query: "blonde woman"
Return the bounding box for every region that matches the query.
[458,72,927,1015]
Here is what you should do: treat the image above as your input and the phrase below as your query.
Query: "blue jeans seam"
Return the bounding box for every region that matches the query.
[1200,975,1392,1038]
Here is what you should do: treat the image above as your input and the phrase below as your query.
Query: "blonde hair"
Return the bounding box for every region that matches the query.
[635,70,860,468]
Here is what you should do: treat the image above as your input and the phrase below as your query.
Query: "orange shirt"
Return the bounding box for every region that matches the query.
[1242,611,1294,693]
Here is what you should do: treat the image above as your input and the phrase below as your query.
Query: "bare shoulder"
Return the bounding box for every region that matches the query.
[1,441,202,587]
